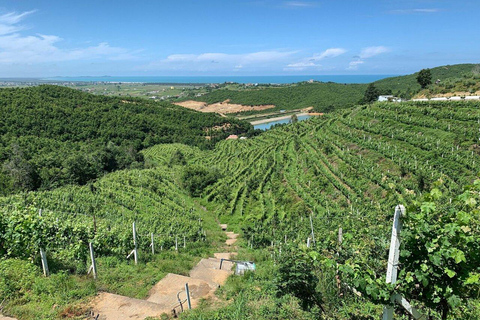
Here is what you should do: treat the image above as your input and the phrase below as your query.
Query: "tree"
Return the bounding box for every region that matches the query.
[417,68,432,89]
[290,114,298,124]
[363,83,380,103]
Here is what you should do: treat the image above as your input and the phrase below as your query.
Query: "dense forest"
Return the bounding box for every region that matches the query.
[0,85,253,195]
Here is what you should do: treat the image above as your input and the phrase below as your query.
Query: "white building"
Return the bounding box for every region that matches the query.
[378,95,401,102]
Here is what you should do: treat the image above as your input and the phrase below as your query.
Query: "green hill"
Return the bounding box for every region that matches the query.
[374,63,480,97]
[181,82,368,114]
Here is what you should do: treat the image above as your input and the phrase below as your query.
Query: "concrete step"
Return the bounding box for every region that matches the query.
[226,237,238,245]
[226,232,238,239]
[146,273,216,309]
[214,252,238,260]
[92,292,171,320]
[0,315,17,320]
[189,258,233,286]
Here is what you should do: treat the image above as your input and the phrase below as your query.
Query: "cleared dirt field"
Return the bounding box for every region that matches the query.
[174,100,275,114]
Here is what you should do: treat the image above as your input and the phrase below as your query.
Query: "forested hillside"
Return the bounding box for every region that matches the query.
[180,82,368,114]
[0,85,252,195]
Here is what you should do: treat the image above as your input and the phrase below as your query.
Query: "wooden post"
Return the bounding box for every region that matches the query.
[38,209,49,276]
[150,233,155,255]
[133,222,138,265]
[88,242,97,279]
[185,283,192,310]
[383,205,405,320]
[338,228,343,245]
[175,236,178,251]
[183,236,186,248]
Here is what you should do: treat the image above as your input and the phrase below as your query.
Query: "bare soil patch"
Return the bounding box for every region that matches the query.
[175,100,275,114]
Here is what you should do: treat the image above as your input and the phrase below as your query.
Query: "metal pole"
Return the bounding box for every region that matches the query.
[185,283,192,310]
[89,242,97,279]
[183,236,186,248]
[175,236,178,251]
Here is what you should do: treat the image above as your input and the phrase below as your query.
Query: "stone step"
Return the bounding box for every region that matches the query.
[146,273,216,309]
[0,315,17,320]
[92,292,171,320]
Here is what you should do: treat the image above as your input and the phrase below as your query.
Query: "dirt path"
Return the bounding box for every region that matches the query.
[91,225,239,319]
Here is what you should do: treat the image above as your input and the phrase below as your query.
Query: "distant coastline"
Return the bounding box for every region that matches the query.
[41,74,397,84]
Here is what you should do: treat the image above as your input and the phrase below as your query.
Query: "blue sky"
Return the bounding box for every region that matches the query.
[0,0,478,77]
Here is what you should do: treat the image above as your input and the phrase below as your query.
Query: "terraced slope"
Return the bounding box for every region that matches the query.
[192,101,480,248]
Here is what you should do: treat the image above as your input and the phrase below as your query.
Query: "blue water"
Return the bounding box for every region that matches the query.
[43,75,395,84]
[254,114,312,131]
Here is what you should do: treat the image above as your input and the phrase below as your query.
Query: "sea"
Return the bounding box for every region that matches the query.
[43,75,396,84]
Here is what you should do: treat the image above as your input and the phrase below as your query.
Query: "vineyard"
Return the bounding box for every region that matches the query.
[179,100,480,319]
[2,99,480,319]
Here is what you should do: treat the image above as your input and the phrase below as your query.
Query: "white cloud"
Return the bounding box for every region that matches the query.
[347,46,389,70]
[359,46,390,59]
[284,47,346,71]
[0,10,139,64]
[145,50,297,71]
[347,60,364,70]
[283,1,319,8]
[389,8,439,14]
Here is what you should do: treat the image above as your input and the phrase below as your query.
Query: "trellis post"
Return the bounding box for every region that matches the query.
[88,242,98,279]
[133,222,138,264]
[382,205,424,320]
[309,214,315,245]
[127,222,138,264]
[185,283,192,310]
[38,209,49,276]
[150,233,155,255]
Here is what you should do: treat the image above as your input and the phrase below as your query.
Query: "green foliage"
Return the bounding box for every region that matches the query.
[169,150,187,166]
[182,165,221,197]
[398,181,480,319]
[362,83,380,103]
[274,244,322,310]
[417,68,433,89]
